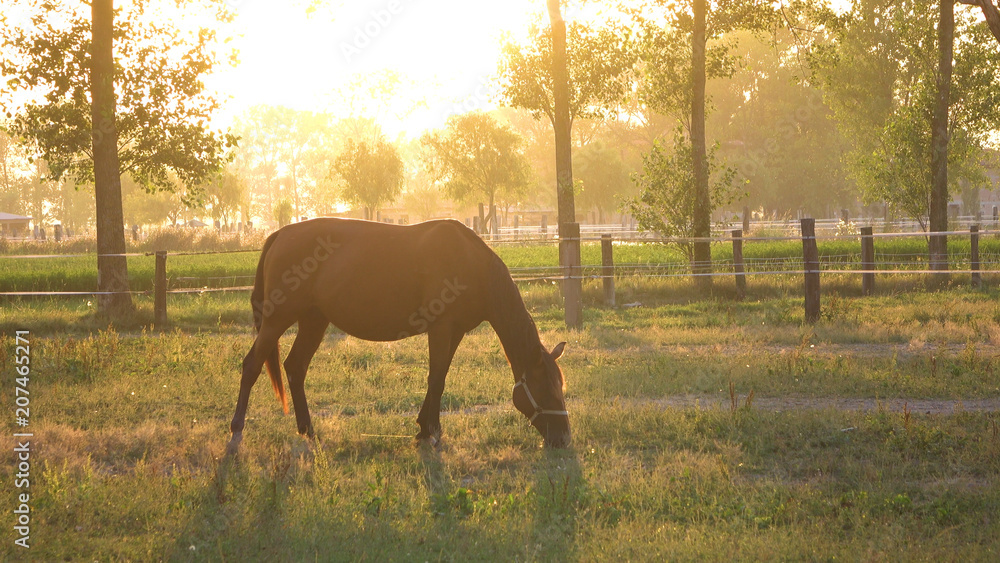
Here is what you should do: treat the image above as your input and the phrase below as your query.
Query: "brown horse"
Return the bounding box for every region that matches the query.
[228,218,570,448]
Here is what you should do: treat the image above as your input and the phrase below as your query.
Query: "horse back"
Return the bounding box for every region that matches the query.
[257,218,494,340]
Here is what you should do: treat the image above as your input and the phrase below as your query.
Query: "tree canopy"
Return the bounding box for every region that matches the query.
[421,112,533,231]
[333,137,404,220]
[811,0,1000,225]
[0,0,236,193]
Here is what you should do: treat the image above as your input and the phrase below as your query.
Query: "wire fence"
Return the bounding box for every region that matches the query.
[0,222,997,299]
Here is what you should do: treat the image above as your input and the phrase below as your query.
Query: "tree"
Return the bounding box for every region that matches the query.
[21,160,58,230]
[122,173,186,227]
[1,0,235,315]
[273,199,294,228]
[811,0,1000,229]
[712,29,850,216]
[498,15,637,126]
[929,0,954,275]
[574,141,633,222]
[1,1,236,190]
[333,138,404,221]
[547,0,576,233]
[632,0,776,288]
[53,175,95,233]
[204,169,246,228]
[691,0,710,289]
[231,106,284,224]
[957,0,1000,42]
[421,112,532,233]
[498,4,637,231]
[0,129,30,211]
[89,0,131,312]
[625,129,739,263]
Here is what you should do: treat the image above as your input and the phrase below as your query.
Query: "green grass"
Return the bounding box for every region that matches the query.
[3,240,1000,560]
[4,236,1000,292]
[1,326,998,561]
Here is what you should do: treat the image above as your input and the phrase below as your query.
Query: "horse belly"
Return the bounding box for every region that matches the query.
[313,274,433,341]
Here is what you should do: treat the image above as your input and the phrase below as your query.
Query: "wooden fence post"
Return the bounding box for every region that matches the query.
[601,234,615,306]
[801,218,820,323]
[861,226,874,296]
[540,215,548,238]
[560,222,583,329]
[971,224,981,288]
[742,205,750,236]
[154,250,168,328]
[732,229,746,300]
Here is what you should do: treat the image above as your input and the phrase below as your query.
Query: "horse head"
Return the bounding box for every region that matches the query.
[512,341,570,448]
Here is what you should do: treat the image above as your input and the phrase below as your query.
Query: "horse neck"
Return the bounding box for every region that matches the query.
[487,268,543,379]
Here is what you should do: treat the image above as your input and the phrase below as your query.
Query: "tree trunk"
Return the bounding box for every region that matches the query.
[547,0,576,232]
[486,192,496,235]
[547,0,582,329]
[691,0,711,291]
[983,0,1000,42]
[958,0,1000,43]
[91,0,134,316]
[929,0,953,283]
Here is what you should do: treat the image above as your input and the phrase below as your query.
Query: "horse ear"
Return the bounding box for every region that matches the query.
[550,341,567,361]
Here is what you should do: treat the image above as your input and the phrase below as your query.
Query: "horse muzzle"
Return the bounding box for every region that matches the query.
[544,429,572,449]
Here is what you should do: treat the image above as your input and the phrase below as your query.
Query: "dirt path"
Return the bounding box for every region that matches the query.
[437,396,1000,418]
[640,395,1000,415]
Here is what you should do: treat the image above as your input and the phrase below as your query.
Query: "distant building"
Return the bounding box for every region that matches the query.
[0,212,32,238]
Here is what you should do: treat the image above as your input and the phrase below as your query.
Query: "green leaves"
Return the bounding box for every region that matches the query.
[333,137,404,220]
[625,129,738,262]
[498,20,638,124]
[811,0,1000,221]
[421,112,533,212]
[0,0,234,194]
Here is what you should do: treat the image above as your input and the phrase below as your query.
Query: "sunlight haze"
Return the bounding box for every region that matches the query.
[208,0,546,137]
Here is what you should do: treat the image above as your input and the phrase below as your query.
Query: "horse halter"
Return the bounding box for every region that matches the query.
[514,373,569,423]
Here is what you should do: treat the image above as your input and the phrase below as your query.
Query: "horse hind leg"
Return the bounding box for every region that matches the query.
[229,317,294,439]
[283,309,329,438]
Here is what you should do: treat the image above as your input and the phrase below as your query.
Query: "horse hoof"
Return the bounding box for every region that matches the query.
[226,432,243,456]
[415,433,440,448]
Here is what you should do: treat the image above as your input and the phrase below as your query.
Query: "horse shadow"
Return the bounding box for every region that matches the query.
[416,442,585,560]
[169,435,552,560]
[524,447,585,560]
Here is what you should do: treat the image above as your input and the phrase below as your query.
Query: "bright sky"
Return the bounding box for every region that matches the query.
[207,0,549,137]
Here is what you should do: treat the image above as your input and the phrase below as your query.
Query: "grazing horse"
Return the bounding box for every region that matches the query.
[228,218,571,448]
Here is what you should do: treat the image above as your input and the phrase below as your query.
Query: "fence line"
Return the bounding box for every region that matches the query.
[5,221,1000,258]
[2,221,997,326]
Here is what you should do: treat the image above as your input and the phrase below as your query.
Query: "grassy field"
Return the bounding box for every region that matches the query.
[2,288,1000,559]
[2,235,1000,292]
[2,241,1000,560]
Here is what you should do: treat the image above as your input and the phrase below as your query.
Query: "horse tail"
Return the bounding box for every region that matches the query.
[252,231,288,414]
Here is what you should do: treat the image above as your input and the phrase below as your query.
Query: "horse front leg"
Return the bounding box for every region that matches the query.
[416,326,464,444]
[283,309,329,438]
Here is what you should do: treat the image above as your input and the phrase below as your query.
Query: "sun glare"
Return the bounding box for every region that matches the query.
[206,0,548,137]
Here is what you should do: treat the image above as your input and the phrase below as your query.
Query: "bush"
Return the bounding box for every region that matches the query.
[0,226,270,255]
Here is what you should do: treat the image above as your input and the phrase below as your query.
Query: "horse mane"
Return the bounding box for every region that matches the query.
[487,253,563,392]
